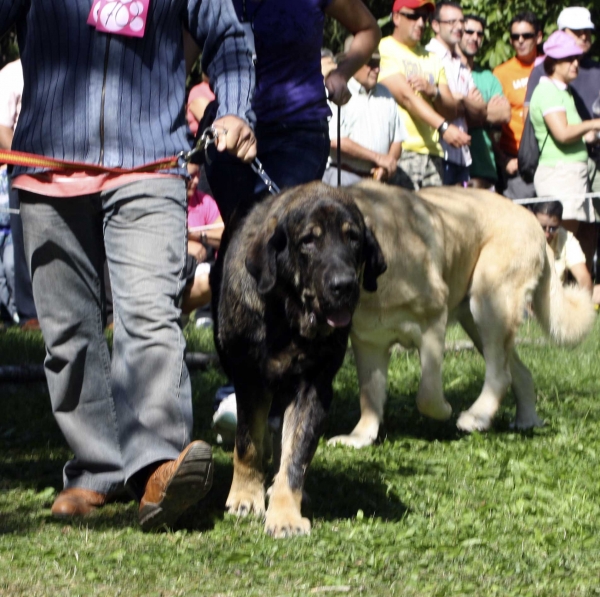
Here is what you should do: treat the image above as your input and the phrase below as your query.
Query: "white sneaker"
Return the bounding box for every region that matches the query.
[212,393,237,444]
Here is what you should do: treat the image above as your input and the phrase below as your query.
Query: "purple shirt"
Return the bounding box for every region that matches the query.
[233,0,332,123]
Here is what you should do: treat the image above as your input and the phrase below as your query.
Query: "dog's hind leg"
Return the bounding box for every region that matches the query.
[509,349,544,429]
[456,292,515,432]
[328,338,390,448]
[458,303,542,430]
[226,382,271,518]
[416,310,453,421]
[265,382,327,538]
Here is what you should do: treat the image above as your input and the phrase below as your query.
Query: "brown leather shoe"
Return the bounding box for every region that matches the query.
[139,440,213,531]
[51,488,108,518]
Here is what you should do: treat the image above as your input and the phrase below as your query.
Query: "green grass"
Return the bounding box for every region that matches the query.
[1,318,600,596]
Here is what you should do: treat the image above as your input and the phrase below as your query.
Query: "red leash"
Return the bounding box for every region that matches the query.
[0,148,182,174]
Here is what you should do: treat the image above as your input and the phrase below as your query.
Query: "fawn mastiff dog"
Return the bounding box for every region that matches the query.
[211,182,386,537]
[329,182,595,448]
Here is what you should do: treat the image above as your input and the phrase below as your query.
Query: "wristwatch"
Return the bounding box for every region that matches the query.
[201,232,208,246]
[437,120,450,136]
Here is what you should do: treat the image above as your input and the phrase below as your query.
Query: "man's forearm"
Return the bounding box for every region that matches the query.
[333,137,380,165]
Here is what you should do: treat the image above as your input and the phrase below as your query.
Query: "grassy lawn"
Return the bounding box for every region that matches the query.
[1,318,600,596]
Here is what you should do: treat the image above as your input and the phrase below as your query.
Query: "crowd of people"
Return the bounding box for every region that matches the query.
[0,0,599,530]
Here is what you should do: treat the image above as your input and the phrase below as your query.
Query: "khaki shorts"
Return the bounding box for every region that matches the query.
[534,161,593,222]
[392,151,443,190]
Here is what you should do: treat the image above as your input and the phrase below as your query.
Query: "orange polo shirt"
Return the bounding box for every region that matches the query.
[493,56,536,156]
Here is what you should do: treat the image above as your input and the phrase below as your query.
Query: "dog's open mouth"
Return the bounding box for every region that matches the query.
[325,308,352,328]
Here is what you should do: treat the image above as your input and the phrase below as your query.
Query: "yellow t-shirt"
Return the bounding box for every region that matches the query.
[378,36,447,156]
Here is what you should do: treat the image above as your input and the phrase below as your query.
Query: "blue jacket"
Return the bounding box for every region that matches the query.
[0,0,254,176]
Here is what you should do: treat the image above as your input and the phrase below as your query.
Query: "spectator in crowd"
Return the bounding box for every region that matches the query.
[186,74,216,138]
[531,201,593,294]
[524,6,600,273]
[0,163,17,324]
[206,0,381,224]
[0,0,256,528]
[378,0,470,190]
[458,14,511,190]
[323,45,407,186]
[528,31,600,232]
[493,12,542,199]
[425,1,486,185]
[181,164,223,316]
[0,58,38,330]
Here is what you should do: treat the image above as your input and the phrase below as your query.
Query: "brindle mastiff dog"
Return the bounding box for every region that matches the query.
[211,182,386,538]
[328,182,595,447]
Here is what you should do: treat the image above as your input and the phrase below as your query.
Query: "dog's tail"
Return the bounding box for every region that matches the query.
[532,244,595,346]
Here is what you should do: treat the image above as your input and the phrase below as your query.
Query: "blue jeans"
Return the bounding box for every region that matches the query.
[19,179,191,494]
[443,161,470,186]
[205,119,330,223]
[0,230,16,320]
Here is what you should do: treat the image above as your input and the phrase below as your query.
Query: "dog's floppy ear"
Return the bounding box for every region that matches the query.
[362,225,387,292]
[245,217,287,294]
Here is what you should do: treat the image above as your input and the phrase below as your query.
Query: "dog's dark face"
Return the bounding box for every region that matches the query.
[245,183,386,337]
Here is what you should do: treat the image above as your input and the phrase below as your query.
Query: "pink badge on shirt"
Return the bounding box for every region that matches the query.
[88,0,149,39]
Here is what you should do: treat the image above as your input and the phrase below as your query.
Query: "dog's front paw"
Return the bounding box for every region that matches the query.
[327,433,375,449]
[510,414,544,430]
[226,485,265,518]
[457,410,492,432]
[264,506,311,538]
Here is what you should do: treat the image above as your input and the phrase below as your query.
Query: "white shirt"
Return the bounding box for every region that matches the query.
[328,77,407,174]
[550,227,586,283]
[0,59,23,132]
[425,38,473,167]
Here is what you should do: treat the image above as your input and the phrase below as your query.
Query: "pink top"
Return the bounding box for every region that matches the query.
[188,190,221,228]
[186,82,215,136]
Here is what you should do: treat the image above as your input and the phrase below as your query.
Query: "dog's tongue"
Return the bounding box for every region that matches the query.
[326,309,352,328]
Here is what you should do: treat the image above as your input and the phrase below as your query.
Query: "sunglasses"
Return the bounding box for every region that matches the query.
[541,225,558,233]
[464,29,484,38]
[397,11,429,21]
[510,32,536,41]
[367,59,381,69]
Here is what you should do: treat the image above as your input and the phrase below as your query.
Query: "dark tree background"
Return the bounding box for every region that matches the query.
[1,2,598,71]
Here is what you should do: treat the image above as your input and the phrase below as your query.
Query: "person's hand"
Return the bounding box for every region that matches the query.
[188,239,207,263]
[325,69,352,106]
[506,158,519,176]
[212,115,256,163]
[371,166,387,181]
[374,153,398,179]
[407,75,437,98]
[583,130,598,144]
[467,86,484,104]
[442,124,471,148]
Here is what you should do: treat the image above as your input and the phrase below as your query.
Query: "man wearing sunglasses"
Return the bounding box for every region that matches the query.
[425,1,486,186]
[493,11,542,200]
[457,14,510,190]
[379,0,470,190]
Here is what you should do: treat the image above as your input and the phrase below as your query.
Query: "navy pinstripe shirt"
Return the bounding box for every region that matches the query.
[0,0,255,176]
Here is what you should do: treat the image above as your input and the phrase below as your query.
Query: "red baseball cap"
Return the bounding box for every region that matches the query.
[392,0,435,12]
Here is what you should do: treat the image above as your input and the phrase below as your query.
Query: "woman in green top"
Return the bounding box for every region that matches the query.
[529,30,600,230]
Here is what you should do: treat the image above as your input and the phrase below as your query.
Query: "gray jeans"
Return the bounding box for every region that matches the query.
[19,179,191,494]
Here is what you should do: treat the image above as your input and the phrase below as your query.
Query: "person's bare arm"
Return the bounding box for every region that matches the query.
[462,86,487,126]
[406,75,458,121]
[188,216,224,250]
[544,111,600,145]
[381,74,470,148]
[486,95,510,126]
[331,137,398,176]
[569,262,593,293]
[324,0,380,105]
[0,124,13,150]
